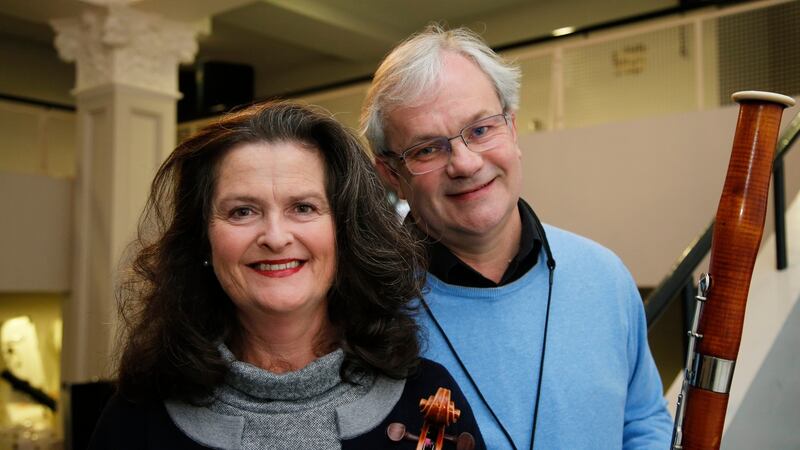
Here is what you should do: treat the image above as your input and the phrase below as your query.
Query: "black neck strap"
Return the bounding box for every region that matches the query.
[422,211,555,450]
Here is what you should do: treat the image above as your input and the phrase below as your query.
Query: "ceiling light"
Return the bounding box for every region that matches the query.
[552,26,575,37]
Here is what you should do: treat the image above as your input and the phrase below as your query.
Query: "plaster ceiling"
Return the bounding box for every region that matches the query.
[0,0,679,99]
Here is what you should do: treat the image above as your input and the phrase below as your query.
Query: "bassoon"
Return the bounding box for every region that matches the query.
[671,91,795,450]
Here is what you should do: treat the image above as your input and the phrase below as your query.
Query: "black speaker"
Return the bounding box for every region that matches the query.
[177,68,197,121]
[178,61,254,122]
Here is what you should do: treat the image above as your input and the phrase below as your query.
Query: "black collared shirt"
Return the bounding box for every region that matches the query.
[423,199,542,288]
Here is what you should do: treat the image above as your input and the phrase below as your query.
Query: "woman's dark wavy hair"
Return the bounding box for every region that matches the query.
[117,101,425,402]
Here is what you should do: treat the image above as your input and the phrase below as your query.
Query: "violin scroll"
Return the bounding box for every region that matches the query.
[386,387,474,450]
[419,387,461,426]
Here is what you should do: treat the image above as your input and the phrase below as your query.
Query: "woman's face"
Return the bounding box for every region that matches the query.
[208,140,336,323]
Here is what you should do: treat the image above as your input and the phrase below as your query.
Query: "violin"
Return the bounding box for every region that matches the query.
[387,387,475,450]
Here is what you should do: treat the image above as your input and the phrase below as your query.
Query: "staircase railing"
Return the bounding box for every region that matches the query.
[772,112,800,270]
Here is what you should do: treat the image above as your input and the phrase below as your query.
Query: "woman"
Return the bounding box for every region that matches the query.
[89,102,485,449]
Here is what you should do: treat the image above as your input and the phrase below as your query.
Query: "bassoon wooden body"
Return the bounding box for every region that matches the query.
[671,91,795,450]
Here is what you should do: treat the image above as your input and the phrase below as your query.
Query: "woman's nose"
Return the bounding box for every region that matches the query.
[256,216,292,251]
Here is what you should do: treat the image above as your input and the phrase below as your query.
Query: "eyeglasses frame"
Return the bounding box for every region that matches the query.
[382,112,511,175]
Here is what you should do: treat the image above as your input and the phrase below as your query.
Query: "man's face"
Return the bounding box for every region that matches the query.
[379,52,523,245]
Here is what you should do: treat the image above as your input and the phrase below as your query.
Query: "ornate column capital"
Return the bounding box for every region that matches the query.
[51,3,198,95]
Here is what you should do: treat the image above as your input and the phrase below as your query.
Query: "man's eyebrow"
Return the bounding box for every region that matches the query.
[404,110,494,147]
[464,109,494,125]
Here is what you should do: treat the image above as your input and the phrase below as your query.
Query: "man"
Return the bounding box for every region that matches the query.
[361,25,672,449]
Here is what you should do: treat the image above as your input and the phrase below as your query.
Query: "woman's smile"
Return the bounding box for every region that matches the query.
[249,259,305,277]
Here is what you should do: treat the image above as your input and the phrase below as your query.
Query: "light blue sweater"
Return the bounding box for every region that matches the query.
[417,224,672,449]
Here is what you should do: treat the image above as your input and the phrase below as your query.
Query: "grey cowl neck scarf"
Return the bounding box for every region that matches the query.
[217,344,367,402]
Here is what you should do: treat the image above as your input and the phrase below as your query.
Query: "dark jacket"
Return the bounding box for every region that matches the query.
[88,358,485,449]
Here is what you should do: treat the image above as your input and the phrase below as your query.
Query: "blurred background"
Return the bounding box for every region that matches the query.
[1,0,799,448]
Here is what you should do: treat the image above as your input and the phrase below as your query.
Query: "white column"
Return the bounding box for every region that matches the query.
[51,2,198,386]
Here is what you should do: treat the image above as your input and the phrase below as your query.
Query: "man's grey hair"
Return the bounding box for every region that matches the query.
[360,23,521,157]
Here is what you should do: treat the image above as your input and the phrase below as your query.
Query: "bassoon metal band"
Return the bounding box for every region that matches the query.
[689,354,736,394]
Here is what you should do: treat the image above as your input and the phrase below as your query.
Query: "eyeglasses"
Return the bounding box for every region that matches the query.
[385,113,511,175]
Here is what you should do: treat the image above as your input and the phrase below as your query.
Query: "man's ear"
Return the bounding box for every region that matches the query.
[508,112,519,142]
[508,112,522,159]
[375,157,407,200]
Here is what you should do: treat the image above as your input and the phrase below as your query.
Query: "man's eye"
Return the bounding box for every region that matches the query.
[470,125,491,138]
[410,144,442,160]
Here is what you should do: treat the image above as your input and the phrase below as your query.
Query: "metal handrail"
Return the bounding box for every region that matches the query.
[645,109,800,330]
[773,111,800,270]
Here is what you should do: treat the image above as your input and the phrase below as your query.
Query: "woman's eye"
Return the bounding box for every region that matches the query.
[295,204,315,214]
[231,207,253,218]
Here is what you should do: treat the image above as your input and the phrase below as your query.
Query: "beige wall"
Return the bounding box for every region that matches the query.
[0,99,76,178]
[0,172,72,292]
[0,99,74,292]
[520,100,800,286]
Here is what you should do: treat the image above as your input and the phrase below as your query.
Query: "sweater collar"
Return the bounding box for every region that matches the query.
[219,344,346,401]
[165,347,406,447]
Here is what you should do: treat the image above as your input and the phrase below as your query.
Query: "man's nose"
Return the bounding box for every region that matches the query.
[445,137,482,177]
